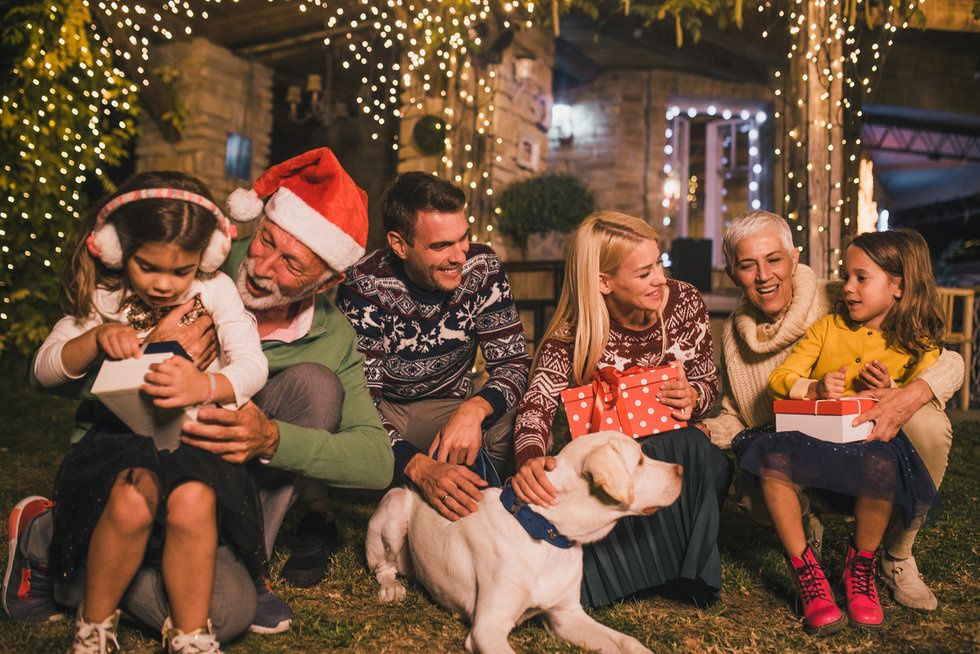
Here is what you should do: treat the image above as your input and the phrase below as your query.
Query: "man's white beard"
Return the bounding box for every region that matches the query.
[236,256,326,311]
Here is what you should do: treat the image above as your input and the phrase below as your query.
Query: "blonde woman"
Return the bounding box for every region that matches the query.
[512,211,730,608]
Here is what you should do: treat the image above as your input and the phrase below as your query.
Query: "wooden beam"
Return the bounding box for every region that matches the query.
[554,38,603,84]
[236,23,371,57]
[558,12,771,83]
[93,9,182,143]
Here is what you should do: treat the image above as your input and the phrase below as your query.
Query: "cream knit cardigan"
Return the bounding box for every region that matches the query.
[703,264,964,449]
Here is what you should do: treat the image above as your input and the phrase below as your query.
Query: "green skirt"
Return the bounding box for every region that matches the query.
[581,427,731,609]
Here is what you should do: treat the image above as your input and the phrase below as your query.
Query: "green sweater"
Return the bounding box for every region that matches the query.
[34,239,393,490]
[224,240,393,489]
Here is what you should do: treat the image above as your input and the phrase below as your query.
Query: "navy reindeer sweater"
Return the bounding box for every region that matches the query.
[337,244,530,475]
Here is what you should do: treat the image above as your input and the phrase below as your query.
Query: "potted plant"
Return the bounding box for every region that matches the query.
[496,174,595,259]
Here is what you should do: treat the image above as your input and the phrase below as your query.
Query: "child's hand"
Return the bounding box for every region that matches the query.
[96,323,141,360]
[816,366,847,399]
[857,360,892,390]
[140,355,210,409]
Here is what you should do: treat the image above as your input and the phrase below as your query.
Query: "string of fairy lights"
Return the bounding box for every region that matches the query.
[1,0,224,329]
[299,0,538,245]
[2,0,930,330]
[2,1,538,327]
[759,0,923,275]
[2,0,139,327]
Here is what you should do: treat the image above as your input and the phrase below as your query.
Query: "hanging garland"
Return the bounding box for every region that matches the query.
[0,0,139,354]
[0,0,934,354]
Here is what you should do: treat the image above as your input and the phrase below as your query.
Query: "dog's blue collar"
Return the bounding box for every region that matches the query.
[499,480,573,549]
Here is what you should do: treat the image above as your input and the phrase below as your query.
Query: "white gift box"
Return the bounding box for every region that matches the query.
[91,341,197,451]
[773,398,877,444]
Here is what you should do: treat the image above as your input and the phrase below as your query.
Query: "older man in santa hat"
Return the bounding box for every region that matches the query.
[3,149,393,642]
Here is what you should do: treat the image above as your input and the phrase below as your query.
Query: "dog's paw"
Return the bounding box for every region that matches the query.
[378,580,407,603]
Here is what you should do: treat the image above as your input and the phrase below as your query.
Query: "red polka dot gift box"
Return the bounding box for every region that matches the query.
[559,365,687,440]
[773,397,878,444]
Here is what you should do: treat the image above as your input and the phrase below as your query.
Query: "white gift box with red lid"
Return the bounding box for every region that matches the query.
[560,365,687,440]
[773,398,877,444]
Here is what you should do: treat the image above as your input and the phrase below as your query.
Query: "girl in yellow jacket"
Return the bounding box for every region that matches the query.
[735,228,946,636]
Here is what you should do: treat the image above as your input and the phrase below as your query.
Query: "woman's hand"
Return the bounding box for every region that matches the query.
[140,355,210,408]
[96,323,141,360]
[857,360,892,391]
[854,380,934,443]
[656,362,698,421]
[815,366,847,399]
[513,456,558,507]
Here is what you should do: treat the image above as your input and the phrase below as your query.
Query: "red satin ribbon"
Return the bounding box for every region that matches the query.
[588,366,654,434]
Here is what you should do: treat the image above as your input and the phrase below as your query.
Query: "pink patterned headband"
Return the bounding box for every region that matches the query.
[86,187,237,258]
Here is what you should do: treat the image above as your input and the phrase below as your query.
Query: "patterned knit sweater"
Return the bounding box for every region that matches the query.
[513,278,718,469]
[701,264,965,449]
[337,244,530,473]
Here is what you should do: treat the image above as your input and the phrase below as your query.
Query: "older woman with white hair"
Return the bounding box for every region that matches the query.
[697,210,964,611]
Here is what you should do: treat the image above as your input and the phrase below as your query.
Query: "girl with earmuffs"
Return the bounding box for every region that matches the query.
[33,171,267,653]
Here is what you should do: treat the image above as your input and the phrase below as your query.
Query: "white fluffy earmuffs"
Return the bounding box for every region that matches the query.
[86,188,253,273]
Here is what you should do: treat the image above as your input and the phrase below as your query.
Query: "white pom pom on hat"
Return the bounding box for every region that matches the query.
[226,187,265,222]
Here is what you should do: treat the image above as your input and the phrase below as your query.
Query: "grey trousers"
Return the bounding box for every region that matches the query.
[47,362,345,642]
[380,397,517,477]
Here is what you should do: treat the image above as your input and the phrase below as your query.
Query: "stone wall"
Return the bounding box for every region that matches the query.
[923,0,980,31]
[488,29,555,191]
[547,70,769,236]
[136,38,274,213]
[395,27,554,261]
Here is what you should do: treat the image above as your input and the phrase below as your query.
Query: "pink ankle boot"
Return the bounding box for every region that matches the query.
[843,542,883,628]
[787,546,847,636]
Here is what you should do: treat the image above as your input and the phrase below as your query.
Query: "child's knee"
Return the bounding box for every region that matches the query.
[106,468,158,533]
[166,481,216,531]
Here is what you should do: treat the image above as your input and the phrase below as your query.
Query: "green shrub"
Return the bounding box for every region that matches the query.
[496,174,595,249]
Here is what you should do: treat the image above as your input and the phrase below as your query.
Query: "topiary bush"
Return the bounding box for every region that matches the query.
[496,174,595,249]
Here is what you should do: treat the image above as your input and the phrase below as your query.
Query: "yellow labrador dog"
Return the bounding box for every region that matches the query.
[366,431,682,654]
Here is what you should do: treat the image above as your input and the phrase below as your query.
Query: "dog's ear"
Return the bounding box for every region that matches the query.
[582,445,635,506]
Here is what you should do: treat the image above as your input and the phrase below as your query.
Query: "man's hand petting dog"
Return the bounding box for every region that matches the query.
[404,455,487,521]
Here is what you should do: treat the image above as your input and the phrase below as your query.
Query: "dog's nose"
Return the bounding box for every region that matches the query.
[672,464,683,478]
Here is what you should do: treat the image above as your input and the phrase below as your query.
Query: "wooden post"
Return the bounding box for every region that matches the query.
[791,0,846,279]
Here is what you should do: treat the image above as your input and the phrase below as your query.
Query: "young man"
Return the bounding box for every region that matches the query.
[337,172,531,522]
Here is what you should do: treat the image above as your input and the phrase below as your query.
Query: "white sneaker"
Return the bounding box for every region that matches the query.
[162,616,223,654]
[879,554,938,611]
[69,603,120,654]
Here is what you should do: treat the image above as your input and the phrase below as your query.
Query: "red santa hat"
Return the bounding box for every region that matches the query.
[226,147,368,271]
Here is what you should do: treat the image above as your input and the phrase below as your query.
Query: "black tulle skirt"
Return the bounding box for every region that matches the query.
[49,417,266,583]
[733,425,937,528]
[580,427,732,609]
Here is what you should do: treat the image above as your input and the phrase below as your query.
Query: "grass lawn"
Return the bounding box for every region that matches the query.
[0,356,977,653]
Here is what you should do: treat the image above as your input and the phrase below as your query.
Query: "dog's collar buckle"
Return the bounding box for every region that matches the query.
[500,480,573,549]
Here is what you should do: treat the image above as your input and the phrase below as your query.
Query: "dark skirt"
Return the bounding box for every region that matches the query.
[581,427,732,609]
[49,418,266,583]
[733,426,937,528]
